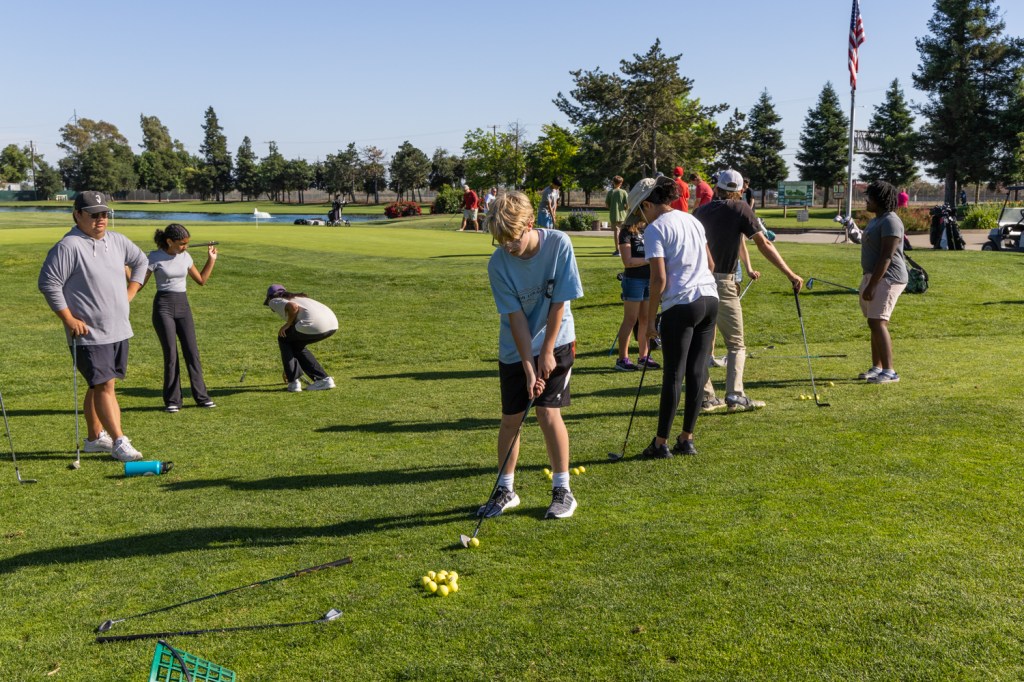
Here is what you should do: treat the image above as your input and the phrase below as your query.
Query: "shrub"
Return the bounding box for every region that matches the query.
[557,211,595,232]
[960,204,1000,232]
[895,207,931,232]
[385,200,422,219]
[430,185,463,215]
[523,188,540,213]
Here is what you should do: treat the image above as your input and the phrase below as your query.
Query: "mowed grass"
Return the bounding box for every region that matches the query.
[0,200,390,215]
[1,212,1023,680]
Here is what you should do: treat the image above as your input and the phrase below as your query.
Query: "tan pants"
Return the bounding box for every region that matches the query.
[703,273,746,400]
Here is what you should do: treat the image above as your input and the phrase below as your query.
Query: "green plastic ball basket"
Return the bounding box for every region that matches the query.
[149,640,235,681]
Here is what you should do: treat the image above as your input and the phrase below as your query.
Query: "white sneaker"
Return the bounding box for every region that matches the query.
[83,430,114,453]
[306,377,336,391]
[858,366,883,380]
[287,380,303,393]
[111,436,143,462]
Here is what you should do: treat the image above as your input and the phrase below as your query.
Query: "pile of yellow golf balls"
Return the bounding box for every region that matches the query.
[542,466,586,480]
[420,570,461,597]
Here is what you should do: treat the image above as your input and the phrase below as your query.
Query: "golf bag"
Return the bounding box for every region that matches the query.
[929,205,965,250]
[905,255,928,294]
[327,200,348,226]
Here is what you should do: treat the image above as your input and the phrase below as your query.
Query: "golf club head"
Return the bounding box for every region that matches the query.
[459,534,472,548]
[607,451,623,462]
[806,278,815,290]
[95,619,116,633]
[68,459,80,470]
[322,609,342,622]
[16,471,38,484]
[814,396,831,408]
[238,369,247,383]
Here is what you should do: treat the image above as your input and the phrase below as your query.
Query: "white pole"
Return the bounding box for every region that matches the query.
[845,87,857,220]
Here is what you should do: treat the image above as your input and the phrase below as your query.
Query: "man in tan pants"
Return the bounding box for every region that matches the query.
[693,170,803,412]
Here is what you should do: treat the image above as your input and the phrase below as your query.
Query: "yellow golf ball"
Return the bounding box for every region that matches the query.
[437,584,450,597]
[828,381,835,387]
[578,466,586,473]
[448,581,459,593]
[426,580,438,593]
[448,571,459,582]
[436,571,448,582]
[421,576,431,587]
[543,467,551,475]
[427,571,436,580]
[571,467,581,475]
[469,537,480,548]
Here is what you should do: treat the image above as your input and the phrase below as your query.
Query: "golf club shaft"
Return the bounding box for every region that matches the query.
[96,615,332,643]
[810,278,858,293]
[98,557,351,631]
[193,241,219,247]
[468,398,535,540]
[738,278,755,300]
[72,336,80,466]
[750,354,848,359]
[0,389,34,483]
[794,291,828,406]
[617,357,648,457]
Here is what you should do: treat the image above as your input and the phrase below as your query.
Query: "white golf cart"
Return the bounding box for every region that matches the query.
[982,185,1024,251]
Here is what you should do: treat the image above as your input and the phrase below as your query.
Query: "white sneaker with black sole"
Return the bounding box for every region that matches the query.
[306,377,336,391]
[726,394,765,412]
[287,380,303,393]
[867,369,900,384]
[477,486,520,518]
[83,430,114,453]
[545,487,577,519]
[858,366,883,380]
[111,436,143,462]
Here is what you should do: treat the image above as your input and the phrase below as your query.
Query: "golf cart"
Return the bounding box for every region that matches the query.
[982,185,1024,252]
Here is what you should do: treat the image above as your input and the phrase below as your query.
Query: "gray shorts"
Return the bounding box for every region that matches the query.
[72,339,129,387]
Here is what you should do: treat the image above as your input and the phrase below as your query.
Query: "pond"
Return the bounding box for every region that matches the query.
[0,206,380,224]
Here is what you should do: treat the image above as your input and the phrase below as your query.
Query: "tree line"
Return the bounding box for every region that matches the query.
[1,1,1020,207]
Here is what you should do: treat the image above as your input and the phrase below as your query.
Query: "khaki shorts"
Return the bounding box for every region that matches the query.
[463,208,478,221]
[859,274,905,321]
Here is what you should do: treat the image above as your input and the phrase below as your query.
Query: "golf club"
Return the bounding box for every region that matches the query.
[95,608,342,644]
[70,335,81,470]
[96,556,352,633]
[738,277,756,301]
[1,388,37,484]
[806,277,858,294]
[158,640,196,682]
[238,368,248,383]
[793,291,830,408]
[192,241,219,247]
[748,353,848,359]
[607,357,649,462]
[460,398,535,548]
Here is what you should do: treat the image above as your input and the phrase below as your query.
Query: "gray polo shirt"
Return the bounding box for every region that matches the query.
[38,226,148,345]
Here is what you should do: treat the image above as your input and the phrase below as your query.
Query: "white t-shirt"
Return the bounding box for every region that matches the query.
[147,250,193,293]
[269,296,338,335]
[644,210,718,311]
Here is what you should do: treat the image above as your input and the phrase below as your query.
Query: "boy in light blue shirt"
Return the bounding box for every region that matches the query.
[482,191,583,520]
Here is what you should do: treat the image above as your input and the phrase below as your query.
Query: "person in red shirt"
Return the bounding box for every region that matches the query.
[690,172,713,208]
[670,166,690,212]
[459,184,481,232]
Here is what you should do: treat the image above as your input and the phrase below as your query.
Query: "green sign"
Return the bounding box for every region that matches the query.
[777,181,815,207]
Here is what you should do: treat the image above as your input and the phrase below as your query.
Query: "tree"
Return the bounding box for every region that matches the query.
[322,144,360,202]
[79,140,137,195]
[795,82,849,207]
[199,106,233,201]
[56,118,132,191]
[715,109,750,173]
[234,136,262,201]
[360,146,387,204]
[283,158,313,204]
[555,40,724,176]
[859,79,919,188]
[462,128,527,189]
[33,160,63,199]
[0,144,31,183]
[428,148,463,190]
[135,114,184,201]
[914,0,1024,204]
[389,141,431,201]
[259,142,287,202]
[525,124,579,202]
[744,90,788,207]
[994,78,1024,186]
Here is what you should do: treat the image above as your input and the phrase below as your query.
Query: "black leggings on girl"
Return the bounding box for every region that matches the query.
[657,296,718,438]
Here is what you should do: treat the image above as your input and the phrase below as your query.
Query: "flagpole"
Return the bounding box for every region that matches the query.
[846,87,856,220]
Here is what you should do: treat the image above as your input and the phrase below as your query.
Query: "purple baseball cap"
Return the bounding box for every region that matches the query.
[264,284,286,305]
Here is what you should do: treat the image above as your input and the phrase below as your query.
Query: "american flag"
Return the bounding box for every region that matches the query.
[849,0,866,89]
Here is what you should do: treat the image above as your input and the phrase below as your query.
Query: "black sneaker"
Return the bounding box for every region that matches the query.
[641,437,672,459]
[197,401,217,408]
[544,487,577,519]
[164,405,180,413]
[672,438,697,456]
[476,486,520,518]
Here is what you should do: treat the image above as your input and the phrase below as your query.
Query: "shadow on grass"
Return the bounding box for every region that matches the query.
[982,300,1024,305]
[317,417,496,434]
[429,254,490,259]
[0,508,468,574]
[160,464,494,493]
[351,370,493,381]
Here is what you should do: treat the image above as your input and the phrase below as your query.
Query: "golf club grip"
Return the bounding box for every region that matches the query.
[793,290,803,317]
[292,556,353,576]
[195,241,219,246]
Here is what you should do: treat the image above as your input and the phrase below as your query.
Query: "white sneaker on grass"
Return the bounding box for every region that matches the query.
[83,431,114,453]
[544,487,577,519]
[111,436,143,462]
[477,486,520,518]
[858,366,883,380]
[287,380,303,393]
[867,369,900,384]
[306,377,336,391]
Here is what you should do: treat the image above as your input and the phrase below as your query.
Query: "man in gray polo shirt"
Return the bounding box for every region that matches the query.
[38,191,149,462]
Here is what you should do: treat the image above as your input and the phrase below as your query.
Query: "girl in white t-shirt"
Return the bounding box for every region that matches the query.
[144,224,218,413]
[264,285,339,392]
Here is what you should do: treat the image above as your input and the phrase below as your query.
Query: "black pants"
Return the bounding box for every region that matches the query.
[657,296,718,438]
[153,292,210,407]
[279,327,335,382]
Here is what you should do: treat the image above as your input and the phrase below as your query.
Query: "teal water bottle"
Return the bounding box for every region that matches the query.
[124,460,174,477]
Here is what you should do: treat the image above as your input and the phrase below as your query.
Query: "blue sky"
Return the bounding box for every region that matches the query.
[2,0,1020,181]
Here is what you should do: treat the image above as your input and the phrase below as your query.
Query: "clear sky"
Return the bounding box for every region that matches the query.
[2,0,1020,181]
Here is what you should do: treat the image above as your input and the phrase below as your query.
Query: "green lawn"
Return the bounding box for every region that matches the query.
[0,199,391,215]
[1,212,1023,680]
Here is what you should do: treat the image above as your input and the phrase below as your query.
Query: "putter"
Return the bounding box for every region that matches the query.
[806,277,858,294]
[1,389,37,484]
[238,368,248,383]
[96,556,352,633]
[96,608,342,644]
[793,291,830,407]
[70,335,81,470]
[608,357,650,462]
[460,398,535,548]
[738,278,756,301]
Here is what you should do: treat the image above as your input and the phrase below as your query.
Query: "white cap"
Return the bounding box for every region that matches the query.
[716,169,744,193]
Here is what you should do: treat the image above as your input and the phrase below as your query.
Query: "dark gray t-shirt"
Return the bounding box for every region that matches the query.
[693,199,763,274]
[861,212,908,283]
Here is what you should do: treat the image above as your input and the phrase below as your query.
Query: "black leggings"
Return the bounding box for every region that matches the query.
[657,296,718,438]
[153,291,210,407]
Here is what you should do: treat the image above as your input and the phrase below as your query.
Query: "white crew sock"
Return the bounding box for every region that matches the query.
[498,473,514,490]
[552,472,570,490]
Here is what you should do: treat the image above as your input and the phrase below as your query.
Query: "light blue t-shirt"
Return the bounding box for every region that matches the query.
[147,250,194,293]
[488,229,583,364]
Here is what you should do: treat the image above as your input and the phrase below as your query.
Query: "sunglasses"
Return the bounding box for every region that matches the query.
[81,212,109,221]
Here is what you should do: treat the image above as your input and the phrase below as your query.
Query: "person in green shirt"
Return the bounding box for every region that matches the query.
[605,176,629,255]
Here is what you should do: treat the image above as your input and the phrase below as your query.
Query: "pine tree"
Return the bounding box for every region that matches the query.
[234,136,261,201]
[715,108,749,173]
[199,106,233,202]
[795,82,849,208]
[913,0,1024,203]
[860,79,919,188]
[744,90,788,207]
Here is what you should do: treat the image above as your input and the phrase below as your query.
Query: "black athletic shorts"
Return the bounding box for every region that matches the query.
[498,342,574,415]
[71,339,129,388]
